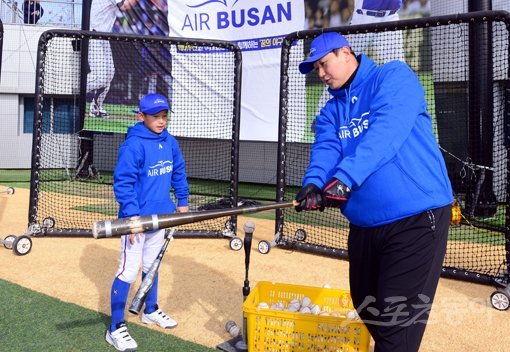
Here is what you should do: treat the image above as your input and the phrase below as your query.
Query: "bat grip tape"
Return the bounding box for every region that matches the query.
[105,220,112,238]
[152,215,159,231]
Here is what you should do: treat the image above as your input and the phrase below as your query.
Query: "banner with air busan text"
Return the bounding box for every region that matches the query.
[168,0,305,141]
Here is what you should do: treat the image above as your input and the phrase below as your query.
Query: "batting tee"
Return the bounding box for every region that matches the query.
[275,11,510,287]
[29,30,242,238]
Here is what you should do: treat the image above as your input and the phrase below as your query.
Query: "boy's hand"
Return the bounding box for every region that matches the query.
[128,233,144,245]
[177,206,189,213]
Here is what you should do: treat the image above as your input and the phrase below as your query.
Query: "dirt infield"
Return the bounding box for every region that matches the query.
[1,188,509,351]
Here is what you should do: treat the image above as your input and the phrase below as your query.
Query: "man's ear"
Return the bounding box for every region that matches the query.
[138,112,145,122]
[342,47,355,63]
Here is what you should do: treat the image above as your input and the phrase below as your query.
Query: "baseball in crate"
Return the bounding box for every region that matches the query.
[242,282,371,351]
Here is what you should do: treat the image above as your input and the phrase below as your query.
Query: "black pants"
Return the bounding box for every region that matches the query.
[348,205,451,352]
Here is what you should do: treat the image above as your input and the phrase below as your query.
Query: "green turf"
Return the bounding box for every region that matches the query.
[83,102,138,133]
[0,279,214,352]
[0,182,30,189]
[84,116,137,133]
[0,169,31,183]
[448,226,505,245]
[83,103,190,134]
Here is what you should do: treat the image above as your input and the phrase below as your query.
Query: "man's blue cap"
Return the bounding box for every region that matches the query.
[299,32,350,74]
[132,93,173,114]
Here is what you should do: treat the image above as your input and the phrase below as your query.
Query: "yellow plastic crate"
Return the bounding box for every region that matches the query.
[242,281,371,352]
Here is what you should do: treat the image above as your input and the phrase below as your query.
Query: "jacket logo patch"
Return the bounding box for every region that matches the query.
[148,160,173,177]
[338,112,370,139]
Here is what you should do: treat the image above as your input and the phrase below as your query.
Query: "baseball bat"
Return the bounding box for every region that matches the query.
[93,200,298,239]
[128,228,175,315]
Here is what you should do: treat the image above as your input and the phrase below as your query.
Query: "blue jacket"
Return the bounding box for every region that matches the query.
[114,122,189,218]
[303,54,453,227]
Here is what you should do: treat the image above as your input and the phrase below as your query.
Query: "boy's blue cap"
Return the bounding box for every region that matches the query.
[299,32,350,74]
[132,93,173,114]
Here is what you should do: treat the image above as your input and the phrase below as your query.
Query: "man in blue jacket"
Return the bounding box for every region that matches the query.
[106,93,189,352]
[296,32,453,352]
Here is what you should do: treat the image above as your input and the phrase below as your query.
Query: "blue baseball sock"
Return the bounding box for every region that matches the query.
[142,272,159,314]
[110,277,130,332]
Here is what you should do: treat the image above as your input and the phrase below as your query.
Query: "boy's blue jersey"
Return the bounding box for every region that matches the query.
[114,122,189,218]
[303,54,453,227]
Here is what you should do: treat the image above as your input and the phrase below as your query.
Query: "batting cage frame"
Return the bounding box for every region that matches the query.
[0,19,3,81]
[28,30,242,239]
[274,11,510,289]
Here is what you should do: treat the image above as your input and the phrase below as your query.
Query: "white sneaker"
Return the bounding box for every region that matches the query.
[89,101,109,117]
[141,308,177,329]
[105,322,138,352]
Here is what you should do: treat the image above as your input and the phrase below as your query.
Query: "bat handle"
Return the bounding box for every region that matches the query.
[165,227,176,240]
[128,228,175,315]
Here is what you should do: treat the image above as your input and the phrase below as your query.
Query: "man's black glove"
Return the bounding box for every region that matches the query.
[295,184,325,212]
[323,178,350,208]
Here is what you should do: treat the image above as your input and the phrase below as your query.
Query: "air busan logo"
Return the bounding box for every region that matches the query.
[154,99,165,104]
[338,112,370,139]
[148,160,173,177]
[182,0,292,31]
[187,0,240,7]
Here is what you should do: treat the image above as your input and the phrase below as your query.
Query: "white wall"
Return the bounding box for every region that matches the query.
[0,24,64,168]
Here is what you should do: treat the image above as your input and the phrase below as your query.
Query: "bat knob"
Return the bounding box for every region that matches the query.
[243,221,255,234]
[92,221,107,239]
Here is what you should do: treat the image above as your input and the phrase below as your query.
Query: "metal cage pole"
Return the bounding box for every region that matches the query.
[466,0,497,218]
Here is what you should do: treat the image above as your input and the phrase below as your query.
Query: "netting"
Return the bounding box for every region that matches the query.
[30,30,241,237]
[277,11,510,285]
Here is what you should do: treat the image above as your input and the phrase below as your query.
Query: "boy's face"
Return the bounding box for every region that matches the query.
[139,110,169,134]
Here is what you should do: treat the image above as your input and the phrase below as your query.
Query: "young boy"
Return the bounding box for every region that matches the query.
[106,93,189,352]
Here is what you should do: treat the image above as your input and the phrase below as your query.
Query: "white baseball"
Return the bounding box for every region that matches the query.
[322,283,331,288]
[289,299,300,307]
[286,304,299,312]
[289,302,300,310]
[270,302,284,310]
[275,302,285,310]
[319,311,330,316]
[229,324,240,337]
[257,302,269,310]
[310,304,321,315]
[300,296,311,308]
[347,310,357,319]
[299,306,311,314]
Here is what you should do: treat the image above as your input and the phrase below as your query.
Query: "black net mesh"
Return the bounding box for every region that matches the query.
[278,12,510,283]
[30,31,241,236]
